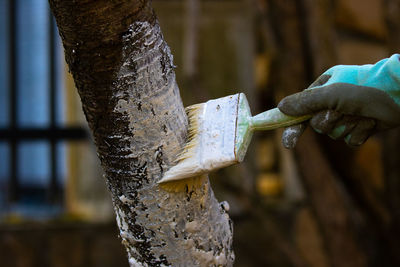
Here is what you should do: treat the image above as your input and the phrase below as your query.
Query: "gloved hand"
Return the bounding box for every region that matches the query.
[278,54,400,148]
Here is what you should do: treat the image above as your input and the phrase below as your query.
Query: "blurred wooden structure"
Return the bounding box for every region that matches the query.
[1,0,400,266]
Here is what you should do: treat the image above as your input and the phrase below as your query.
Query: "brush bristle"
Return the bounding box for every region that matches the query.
[159,103,205,192]
[159,175,206,193]
[175,103,203,162]
[159,93,240,189]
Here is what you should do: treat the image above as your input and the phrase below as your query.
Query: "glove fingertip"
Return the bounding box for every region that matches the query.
[282,135,297,149]
[344,119,376,147]
[277,96,296,115]
[281,124,306,149]
[345,131,371,147]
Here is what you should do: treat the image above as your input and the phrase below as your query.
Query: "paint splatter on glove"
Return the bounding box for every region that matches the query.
[278,54,400,148]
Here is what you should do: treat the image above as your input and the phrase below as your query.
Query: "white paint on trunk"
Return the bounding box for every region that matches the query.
[111,19,234,266]
[129,257,145,267]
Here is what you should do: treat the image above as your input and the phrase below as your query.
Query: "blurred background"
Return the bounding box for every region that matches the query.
[1,0,400,266]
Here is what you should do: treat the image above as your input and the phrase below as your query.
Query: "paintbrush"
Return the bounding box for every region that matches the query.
[158,93,310,186]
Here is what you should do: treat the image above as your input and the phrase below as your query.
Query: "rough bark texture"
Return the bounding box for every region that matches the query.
[49,1,234,266]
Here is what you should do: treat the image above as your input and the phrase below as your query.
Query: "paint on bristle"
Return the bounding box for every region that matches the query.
[159,103,206,192]
[159,175,207,193]
[158,94,240,184]
[158,93,311,187]
[175,103,203,162]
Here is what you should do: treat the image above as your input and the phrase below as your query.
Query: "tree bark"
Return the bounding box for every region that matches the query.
[49,1,234,266]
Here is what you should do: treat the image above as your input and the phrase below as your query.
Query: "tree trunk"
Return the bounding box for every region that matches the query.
[48,1,234,266]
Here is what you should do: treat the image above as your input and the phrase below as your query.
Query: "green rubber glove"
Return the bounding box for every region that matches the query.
[278,54,400,148]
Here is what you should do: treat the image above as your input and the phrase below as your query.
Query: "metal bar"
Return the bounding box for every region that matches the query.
[48,11,58,203]
[5,2,89,205]
[9,0,18,201]
[49,16,56,129]
[0,127,88,141]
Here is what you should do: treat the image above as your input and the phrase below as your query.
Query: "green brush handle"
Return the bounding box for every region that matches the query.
[249,108,311,131]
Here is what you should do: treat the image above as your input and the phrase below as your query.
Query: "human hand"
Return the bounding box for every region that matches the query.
[278,54,400,148]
